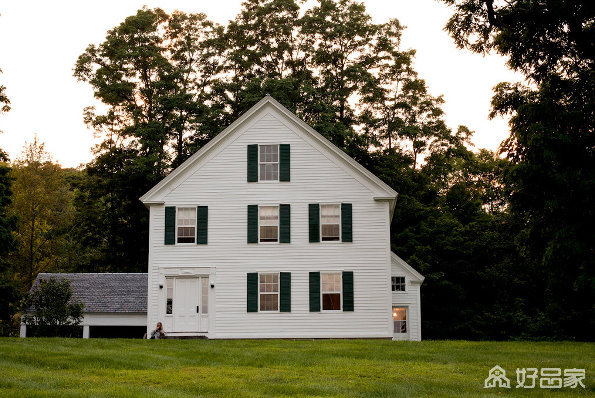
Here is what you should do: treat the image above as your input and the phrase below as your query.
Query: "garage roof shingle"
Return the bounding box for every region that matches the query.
[30,273,147,313]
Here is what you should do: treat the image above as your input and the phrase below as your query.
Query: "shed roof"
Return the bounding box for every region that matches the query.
[30,273,148,313]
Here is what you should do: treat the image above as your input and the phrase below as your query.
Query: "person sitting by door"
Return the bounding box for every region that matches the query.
[150,322,165,339]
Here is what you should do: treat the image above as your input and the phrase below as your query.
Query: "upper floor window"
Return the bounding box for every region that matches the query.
[259,205,279,242]
[259,273,279,311]
[321,204,340,241]
[321,272,342,310]
[392,276,406,292]
[177,207,196,243]
[259,145,279,181]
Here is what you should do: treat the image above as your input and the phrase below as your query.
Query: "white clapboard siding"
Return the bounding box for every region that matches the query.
[391,257,423,341]
[145,101,414,339]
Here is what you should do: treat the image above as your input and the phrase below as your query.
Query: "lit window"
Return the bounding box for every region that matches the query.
[393,307,407,333]
[259,206,279,242]
[177,207,196,243]
[259,145,279,181]
[166,278,173,315]
[321,272,341,310]
[259,273,279,311]
[320,204,340,241]
[392,277,406,292]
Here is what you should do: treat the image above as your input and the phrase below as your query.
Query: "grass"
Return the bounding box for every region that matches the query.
[0,338,593,397]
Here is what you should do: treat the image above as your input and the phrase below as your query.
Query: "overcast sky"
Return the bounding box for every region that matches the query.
[0,0,522,167]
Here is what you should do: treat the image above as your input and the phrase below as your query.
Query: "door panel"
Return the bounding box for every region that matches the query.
[174,278,200,332]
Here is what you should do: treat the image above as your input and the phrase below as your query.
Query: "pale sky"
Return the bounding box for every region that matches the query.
[0,0,522,168]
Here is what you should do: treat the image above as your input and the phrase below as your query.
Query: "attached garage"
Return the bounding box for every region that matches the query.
[20,273,147,339]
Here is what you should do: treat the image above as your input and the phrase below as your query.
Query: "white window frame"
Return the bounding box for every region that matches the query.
[258,144,280,182]
[258,272,280,312]
[258,205,279,244]
[176,207,196,244]
[320,271,342,312]
[392,276,406,292]
[320,203,341,242]
[392,306,408,334]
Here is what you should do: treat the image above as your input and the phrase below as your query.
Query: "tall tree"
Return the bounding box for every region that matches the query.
[0,71,18,336]
[9,136,75,289]
[73,8,223,272]
[440,0,595,339]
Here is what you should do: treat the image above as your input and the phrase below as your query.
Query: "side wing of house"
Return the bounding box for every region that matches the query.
[390,252,424,341]
[142,97,398,339]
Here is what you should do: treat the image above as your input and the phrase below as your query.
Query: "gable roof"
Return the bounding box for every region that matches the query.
[140,95,398,214]
[391,252,425,283]
[30,273,147,313]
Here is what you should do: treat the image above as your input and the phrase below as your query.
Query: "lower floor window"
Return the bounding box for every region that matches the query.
[259,273,279,311]
[321,272,342,310]
[393,307,407,333]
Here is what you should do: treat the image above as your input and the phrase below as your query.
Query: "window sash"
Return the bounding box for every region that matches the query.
[259,145,279,181]
[259,273,279,311]
[392,307,407,333]
[320,204,340,241]
[259,206,279,242]
[392,276,406,291]
[177,207,196,243]
[321,272,342,310]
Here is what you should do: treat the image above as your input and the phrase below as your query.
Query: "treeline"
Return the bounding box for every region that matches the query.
[0,0,592,340]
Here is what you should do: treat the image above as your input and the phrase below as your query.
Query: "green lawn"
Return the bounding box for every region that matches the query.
[0,338,593,397]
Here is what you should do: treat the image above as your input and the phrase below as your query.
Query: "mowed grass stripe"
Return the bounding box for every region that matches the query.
[0,339,593,397]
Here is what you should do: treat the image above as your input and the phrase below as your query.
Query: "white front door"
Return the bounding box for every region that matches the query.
[174,278,200,332]
[168,276,210,333]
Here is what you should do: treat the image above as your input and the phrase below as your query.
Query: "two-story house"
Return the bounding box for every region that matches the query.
[140,95,424,340]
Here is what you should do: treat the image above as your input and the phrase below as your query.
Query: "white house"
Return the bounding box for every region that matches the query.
[140,95,424,340]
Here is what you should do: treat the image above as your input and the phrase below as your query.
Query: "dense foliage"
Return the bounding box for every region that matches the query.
[440,0,594,339]
[0,0,591,340]
[21,277,84,337]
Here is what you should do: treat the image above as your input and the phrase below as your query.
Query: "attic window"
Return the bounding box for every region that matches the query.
[392,276,405,292]
[259,145,279,181]
[177,208,196,243]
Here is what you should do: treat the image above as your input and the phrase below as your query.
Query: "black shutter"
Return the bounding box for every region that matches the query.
[342,271,354,311]
[247,205,258,243]
[279,204,290,243]
[341,203,352,242]
[279,144,290,181]
[196,206,208,244]
[280,272,291,312]
[309,204,320,243]
[247,144,258,182]
[164,206,176,245]
[309,272,320,312]
[247,273,258,312]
